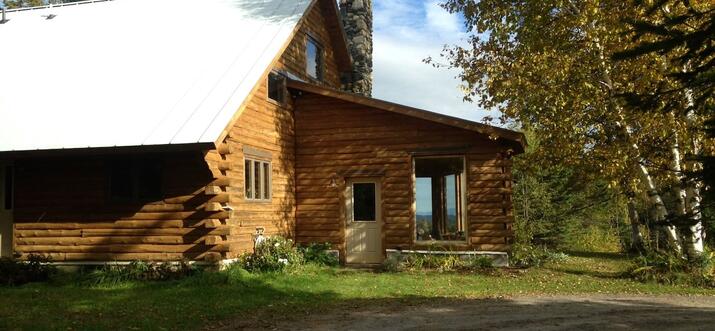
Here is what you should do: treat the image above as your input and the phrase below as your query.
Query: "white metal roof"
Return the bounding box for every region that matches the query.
[0,0,312,152]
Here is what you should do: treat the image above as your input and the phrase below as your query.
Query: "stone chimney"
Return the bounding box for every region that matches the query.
[340,0,373,97]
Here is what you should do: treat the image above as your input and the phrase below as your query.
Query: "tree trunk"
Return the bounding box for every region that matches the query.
[627,199,645,253]
[636,161,681,253]
[683,103,705,256]
[669,132,698,259]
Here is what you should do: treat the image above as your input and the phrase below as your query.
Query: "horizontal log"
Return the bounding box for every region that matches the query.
[15,244,231,254]
[15,236,210,246]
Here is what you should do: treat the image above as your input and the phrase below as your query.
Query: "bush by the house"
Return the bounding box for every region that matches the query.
[510,243,569,268]
[298,242,339,266]
[383,252,496,272]
[80,260,199,286]
[0,254,57,286]
[237,236,304,272]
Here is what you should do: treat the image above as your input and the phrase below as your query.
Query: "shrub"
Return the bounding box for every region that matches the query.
[468,255,495,269]
[382,252,497,272]
[237,236,303,272]
[511,244,568,268]
[299,242,339,266]
[0,254,57,286]
[628,251,715,287]
[81,260,199,286]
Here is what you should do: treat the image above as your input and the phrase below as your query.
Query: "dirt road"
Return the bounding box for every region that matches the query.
[225,295,715,330]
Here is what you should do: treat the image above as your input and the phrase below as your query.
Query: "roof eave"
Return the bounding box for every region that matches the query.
[287,79,527,153]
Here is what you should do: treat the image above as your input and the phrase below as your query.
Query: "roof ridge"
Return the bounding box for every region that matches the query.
[4,0,114,13]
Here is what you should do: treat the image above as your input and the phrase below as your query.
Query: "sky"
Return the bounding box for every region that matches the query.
[372,0,491,123]
[373,0,481,215]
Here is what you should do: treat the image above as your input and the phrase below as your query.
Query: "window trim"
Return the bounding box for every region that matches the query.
[305,35,324,81]
[412,155,468,244]
[267,70,288,105]
[2,165,13,211]
[244,156,272,202]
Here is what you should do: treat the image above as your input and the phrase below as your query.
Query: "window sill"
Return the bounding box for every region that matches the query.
[245,199,273,204]
[413,240,469,246]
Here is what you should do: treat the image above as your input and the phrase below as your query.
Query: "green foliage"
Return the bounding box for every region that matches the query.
[3,0,45,9]
[511,130,628,253]
[3,252,715,330]
[80,260,198,287]
[628,251,715,287]
[383,253,495,273]
[3,0,85,9]
[0,254,56,286]
[237,236,304,272]
[298,242,339,266]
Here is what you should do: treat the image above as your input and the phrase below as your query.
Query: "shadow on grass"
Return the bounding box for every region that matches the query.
[540,250,633,279]
[3,265,714,331]
[564,250,631,260]
[0,272,341,331]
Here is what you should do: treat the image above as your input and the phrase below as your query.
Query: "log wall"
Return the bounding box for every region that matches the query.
[204,0,345,258]
[277,0,342,88]
[12,152,232,262]
[293,93,515,255]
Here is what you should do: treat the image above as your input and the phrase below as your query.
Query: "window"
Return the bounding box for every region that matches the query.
[306,36,324,81]
[352,183,376,221]
[109,159,162,201]
[245,158,271,201]
[267,71,287,103]
[414,156,466,242]
[3,166,12,210]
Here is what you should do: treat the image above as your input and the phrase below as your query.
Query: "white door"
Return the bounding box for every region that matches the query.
[0,163,13,258]
[345,179,382,264]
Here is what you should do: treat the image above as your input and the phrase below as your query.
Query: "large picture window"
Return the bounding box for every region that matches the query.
[245,158,271,201]
[414,156,466,242]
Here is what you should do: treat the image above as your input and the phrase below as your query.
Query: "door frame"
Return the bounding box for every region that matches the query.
[344,177,383,264]
[0,161,14,258]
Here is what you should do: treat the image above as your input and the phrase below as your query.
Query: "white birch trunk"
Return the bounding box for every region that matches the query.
[669,132,699,259]
[627,199,645,252]
[684,91,705,255]
[635,156,681,252]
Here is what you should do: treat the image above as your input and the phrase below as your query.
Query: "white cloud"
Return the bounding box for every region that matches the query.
[372,0,494,123]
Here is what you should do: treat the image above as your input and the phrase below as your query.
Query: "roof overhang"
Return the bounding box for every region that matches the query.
[287,79,527,154]
[0,142,215,159]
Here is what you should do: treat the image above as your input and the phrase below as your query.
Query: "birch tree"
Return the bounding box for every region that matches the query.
[436,0,713,258]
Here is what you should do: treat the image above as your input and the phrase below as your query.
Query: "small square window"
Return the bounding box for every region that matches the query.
[352,183,376,222]
[268,71,286,103]
[245,157,271,201]
[306,36,324,81]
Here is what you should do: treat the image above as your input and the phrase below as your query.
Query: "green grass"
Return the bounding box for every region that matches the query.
[1,252,713,331]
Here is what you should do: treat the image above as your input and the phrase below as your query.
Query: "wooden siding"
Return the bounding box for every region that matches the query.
[277,1,342,88]
[205,80,297,258]
[206,0,347,258]
[293,93,515,256]
[11,152,232,262]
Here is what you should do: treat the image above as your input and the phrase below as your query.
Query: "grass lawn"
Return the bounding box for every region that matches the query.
[1,251,713,331]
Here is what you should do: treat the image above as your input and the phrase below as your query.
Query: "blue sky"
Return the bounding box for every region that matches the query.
[372,0,491,123]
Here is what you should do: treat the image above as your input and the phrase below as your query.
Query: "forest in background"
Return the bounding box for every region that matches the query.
[436,0,713,277]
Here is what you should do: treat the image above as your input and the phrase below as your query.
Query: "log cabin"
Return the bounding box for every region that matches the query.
[0,0,526,265]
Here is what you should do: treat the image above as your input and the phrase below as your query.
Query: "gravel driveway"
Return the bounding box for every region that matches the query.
[220,295,715,331]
